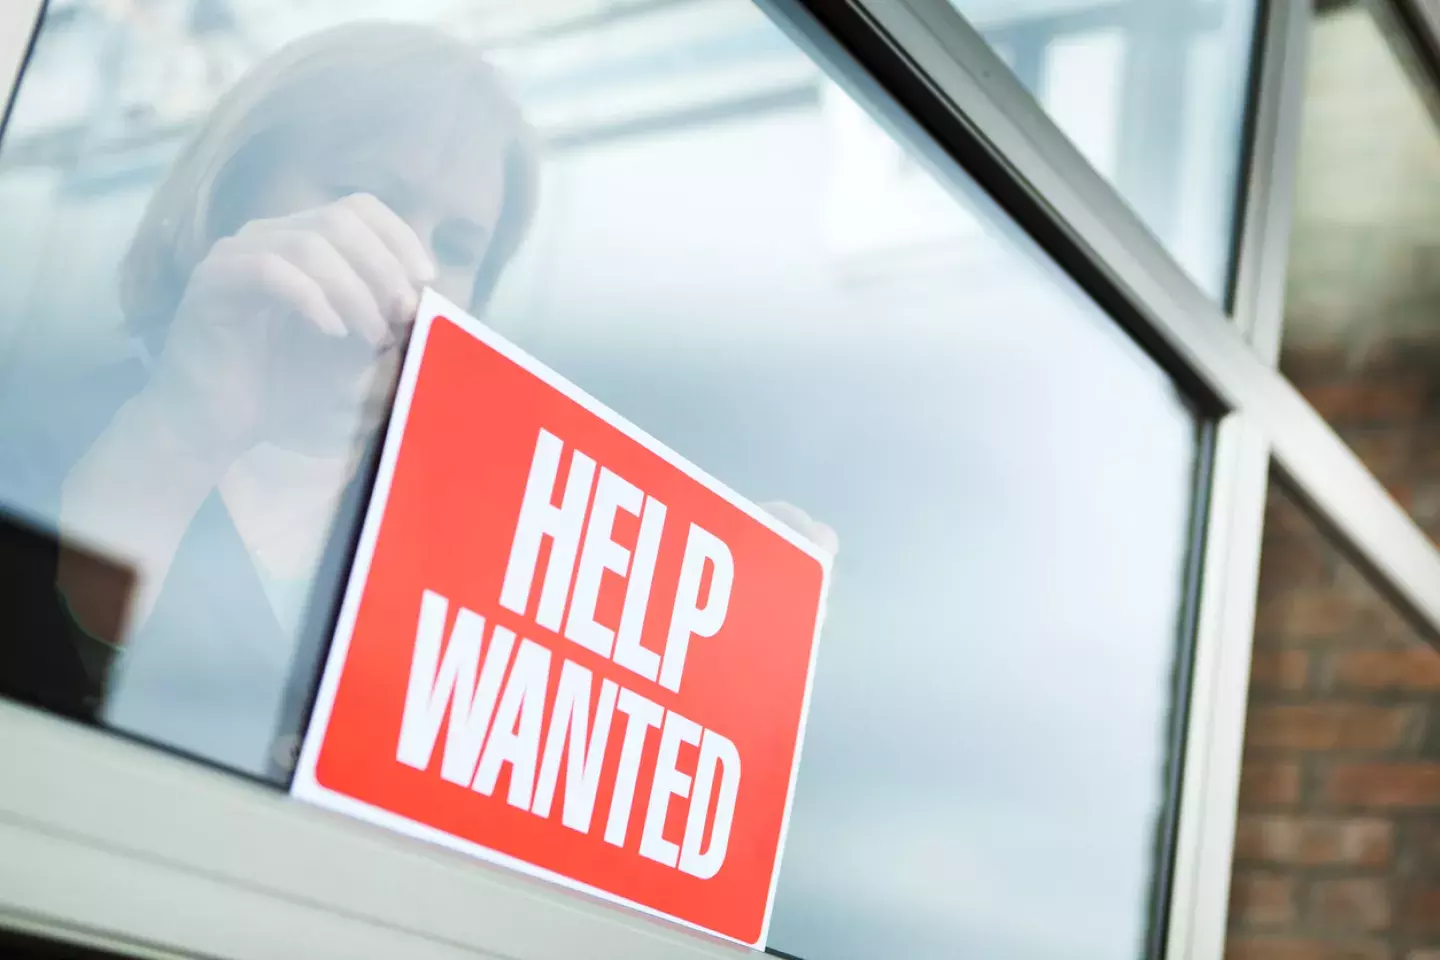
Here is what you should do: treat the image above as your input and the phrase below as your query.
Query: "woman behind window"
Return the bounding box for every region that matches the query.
[52,21,538,778]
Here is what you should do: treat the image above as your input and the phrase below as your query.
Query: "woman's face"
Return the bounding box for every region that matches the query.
[272,133,509,306]
[246,127,511,456]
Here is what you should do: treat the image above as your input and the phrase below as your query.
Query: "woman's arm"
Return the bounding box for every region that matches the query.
[58,385,241,641]
[56,192,434,642]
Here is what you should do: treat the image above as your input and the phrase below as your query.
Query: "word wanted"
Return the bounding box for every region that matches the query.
[393,428,740,879]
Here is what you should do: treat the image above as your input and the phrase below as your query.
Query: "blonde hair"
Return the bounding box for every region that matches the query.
[121,21,538,350]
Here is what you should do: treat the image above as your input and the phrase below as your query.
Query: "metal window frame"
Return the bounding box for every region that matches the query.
[835,9,1440,960]
[4,0,1440,959]
[0,0,43,135]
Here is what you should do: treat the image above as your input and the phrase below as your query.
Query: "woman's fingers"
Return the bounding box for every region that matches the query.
[759,500,839,557]
[239,251,348,339]
[279,229,391,344]
[340,192,436,284]
[808,520,840,557]
[221,194,432,347]
[308,202,419,327]
[234,225,389,345]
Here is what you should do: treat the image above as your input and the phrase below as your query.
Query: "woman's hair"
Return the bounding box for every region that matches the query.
[121,21,538,352]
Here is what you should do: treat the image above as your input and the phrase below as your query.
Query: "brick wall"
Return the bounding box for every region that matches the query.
[1218,5,1440,956]
[1226,341,1440,960]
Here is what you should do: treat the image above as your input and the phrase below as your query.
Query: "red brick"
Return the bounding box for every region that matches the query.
[1281,342,1349,383]
[1232,872,1298,927]
[1345,430,1414,483]
[1251,651,1311,692]
[1232,816,1392,866]
[1245,705,1412,751]
[1259,541,1329,591]
[1241,761,1303,808]
[1255,592,1363,643]
[1263,490,1328,539]
[1387,484,1416,511]
[1304,382,1427,424]
[1308,878,1391,931]
[1401,889,1440,934]
[1328,572,1422,642]
[1330,650,1440,690]
[1226,937,1391,960]
[1325,763,1440,808]
[1417,439,1440,479]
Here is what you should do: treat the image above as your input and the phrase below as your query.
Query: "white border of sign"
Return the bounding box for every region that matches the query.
[291,289,833,950]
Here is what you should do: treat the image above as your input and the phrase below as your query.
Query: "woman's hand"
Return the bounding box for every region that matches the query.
[144,192,436,459]
[61,194,435,635]
[760,500,839,558]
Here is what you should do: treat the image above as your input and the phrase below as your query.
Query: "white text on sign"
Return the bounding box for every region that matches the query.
[394,428,741,879]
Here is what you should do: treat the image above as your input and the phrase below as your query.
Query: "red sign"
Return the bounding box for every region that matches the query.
[292,290,830,946]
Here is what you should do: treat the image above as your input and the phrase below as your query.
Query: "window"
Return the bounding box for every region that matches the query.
[1228,482,1440,957]
[1278,1,1440,545]
[954,0,1263,299]
[0,0,1206,955]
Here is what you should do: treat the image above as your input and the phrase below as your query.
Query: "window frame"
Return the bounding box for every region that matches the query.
[0,0,41,134]
[5,0,1440,959]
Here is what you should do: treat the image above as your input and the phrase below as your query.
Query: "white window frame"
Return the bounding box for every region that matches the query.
[841,7,1440,960]
[4,0,1440,958]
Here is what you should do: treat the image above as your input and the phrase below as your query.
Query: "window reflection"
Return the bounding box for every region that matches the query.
[0,2,1201,957]
[1280,1,1440,549]
[954,0,1261,298]
[1,11,539,777]
[1230,483,1440,959]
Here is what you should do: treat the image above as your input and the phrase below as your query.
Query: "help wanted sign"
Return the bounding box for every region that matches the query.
[292,290,831,946]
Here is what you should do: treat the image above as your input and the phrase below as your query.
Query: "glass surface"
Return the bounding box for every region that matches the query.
[1229,481,1440,958]
[1280,1,1440,548]
[0,0,1200,955]
[953,0,1261,299]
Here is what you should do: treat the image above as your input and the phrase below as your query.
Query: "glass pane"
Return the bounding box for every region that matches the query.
[0,0,1202,954]
[1229,481,1440,959]
[952,0,1261,299]
[1281,1,1440,549]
